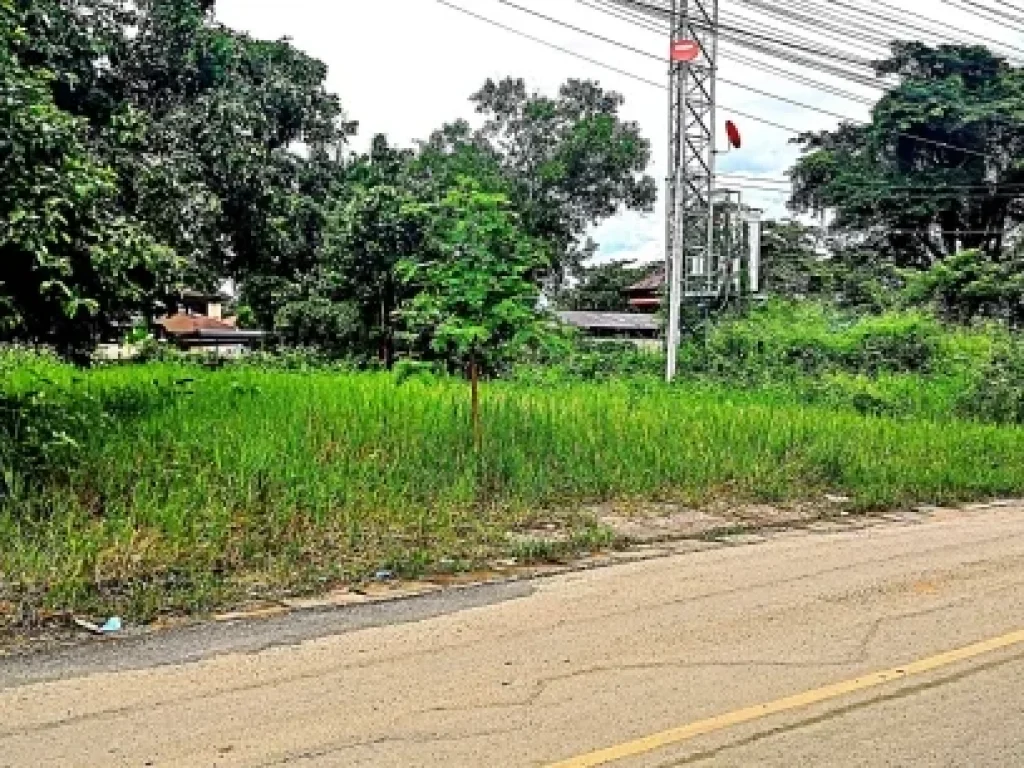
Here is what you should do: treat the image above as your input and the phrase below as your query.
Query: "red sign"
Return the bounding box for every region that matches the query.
[671,40,700,62]
[725,120,742,149]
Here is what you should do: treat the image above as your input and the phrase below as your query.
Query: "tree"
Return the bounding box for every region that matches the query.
[398,183,553,444]
[555,260,657,312]
[272,290,362,357]
[421,79,657,286]
[111,0,354,286]
[760,220,827,299]
[790,44,1024,268]
[904,248,1024,325]
[325,137,428,367]
[15,0,354,285]
[1,0,180,355]
[3,0,356,350]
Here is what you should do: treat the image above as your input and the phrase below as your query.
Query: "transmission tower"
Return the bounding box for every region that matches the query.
[665,0,719,381]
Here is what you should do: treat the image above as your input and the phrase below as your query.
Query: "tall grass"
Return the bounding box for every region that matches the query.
[4,356,1024,621]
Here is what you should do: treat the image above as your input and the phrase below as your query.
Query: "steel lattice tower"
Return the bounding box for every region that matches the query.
[665,0,719,381]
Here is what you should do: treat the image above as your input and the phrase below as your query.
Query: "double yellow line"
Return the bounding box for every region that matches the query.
[548,628,1024,767]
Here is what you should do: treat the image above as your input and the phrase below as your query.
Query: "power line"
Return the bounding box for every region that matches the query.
[720,174,1024,192]
[497,0,995,160]
[591,0,894,88]
[432,0,807,135]
[575,0,880,104]
[938,0,1024,34]
[737,0,1024,61]
[857,0,1024,59]
[599,0,882,66]
[725,183,1024,200]
[498,0,871,123]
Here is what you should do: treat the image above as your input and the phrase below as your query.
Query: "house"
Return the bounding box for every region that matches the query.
[154,290,267,356]
[623,269,666,313]
[555,311,661,350]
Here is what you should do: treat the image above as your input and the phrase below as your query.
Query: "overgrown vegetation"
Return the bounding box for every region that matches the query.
[4,301,1024,623]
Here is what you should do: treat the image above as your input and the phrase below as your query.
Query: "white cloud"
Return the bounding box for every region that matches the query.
[214,0,1024,266]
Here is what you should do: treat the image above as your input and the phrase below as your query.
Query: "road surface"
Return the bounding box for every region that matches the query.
[2,505,1024,767]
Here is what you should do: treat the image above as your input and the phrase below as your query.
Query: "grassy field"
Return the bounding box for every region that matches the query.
[4,345,1024,624]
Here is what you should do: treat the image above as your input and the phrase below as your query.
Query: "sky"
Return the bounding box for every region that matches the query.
[215,0,1022,266]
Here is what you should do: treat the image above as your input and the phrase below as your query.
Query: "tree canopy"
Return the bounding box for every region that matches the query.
[1,1,658,359]
[1,0,178,355]
[420,78,657,286]
[790,44,1024,268]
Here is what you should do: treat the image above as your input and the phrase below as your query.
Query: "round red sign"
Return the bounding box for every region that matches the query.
[671,40,700,62]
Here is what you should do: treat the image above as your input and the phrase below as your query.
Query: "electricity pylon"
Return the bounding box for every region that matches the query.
[665,0,719,382]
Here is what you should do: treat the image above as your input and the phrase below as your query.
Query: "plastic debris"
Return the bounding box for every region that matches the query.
[373,570,396,582]
[73,616,123,635]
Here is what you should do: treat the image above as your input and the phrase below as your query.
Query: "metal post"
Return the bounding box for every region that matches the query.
[664,0,679,372]
[666,0,718,382]
[665,0,684,382]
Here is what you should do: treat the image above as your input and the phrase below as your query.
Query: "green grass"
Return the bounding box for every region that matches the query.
[4,356,1024,624]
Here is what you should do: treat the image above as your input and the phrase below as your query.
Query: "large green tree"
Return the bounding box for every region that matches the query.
[398,183,551,369]
[267,136,429,365]
[790,44,1024,268]
[1,0,179,354]
[8,0,353,303]
[421,78,657,286]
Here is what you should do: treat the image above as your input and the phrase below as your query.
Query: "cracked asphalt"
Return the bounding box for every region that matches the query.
[2,504,1024,767]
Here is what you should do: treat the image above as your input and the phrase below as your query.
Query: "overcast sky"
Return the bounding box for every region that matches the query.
[215,0,1022,266]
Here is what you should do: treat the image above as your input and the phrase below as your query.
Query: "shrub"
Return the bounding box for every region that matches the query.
[513,338,663,382]
[683,301,942,379]
[958,338,1024,424]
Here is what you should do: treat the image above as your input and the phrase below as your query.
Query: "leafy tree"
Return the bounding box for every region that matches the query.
[1,0,179,355]
[398,183,553,442]
[325,137,429,366]
[115,1,354,286]
[760,220,828,298]
[790,44,1024,268]
[759,220,903,313]
[3,0,356,351]
[905,248,1024,324]
[422,79,657,286]
[273,292,362,357]
[16,0,353,290]
[555,260,657,312]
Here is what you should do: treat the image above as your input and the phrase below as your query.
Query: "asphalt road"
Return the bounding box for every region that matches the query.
[2,505,1024,767]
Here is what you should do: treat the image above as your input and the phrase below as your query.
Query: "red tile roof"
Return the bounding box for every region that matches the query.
[625,269,666,293]
[157,314,237,335]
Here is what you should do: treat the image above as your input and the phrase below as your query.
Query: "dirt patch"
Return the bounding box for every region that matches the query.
[588,500,842,544]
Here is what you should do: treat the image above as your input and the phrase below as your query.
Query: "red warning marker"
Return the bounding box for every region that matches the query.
[671,40,700,62]
[725,120,742,150]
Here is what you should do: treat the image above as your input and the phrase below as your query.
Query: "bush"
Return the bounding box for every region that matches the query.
[958,338,1024,424]
[682,301,942,379]
[513,338,663,382]
[842,312,941,374]
[273,298,363,359]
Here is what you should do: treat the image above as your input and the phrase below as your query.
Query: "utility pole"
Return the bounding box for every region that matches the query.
[665,0,719,382]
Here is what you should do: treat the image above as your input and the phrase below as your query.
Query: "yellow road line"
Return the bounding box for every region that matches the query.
[546,628,1024,768]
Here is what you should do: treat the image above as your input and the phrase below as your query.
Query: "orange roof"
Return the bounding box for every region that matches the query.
[625,269,666,293]
[158,314,237,335]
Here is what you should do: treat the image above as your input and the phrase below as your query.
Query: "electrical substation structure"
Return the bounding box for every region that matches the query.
[633,0,764,380]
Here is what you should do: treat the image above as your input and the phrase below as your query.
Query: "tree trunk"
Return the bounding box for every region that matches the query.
[470,351,482,452]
